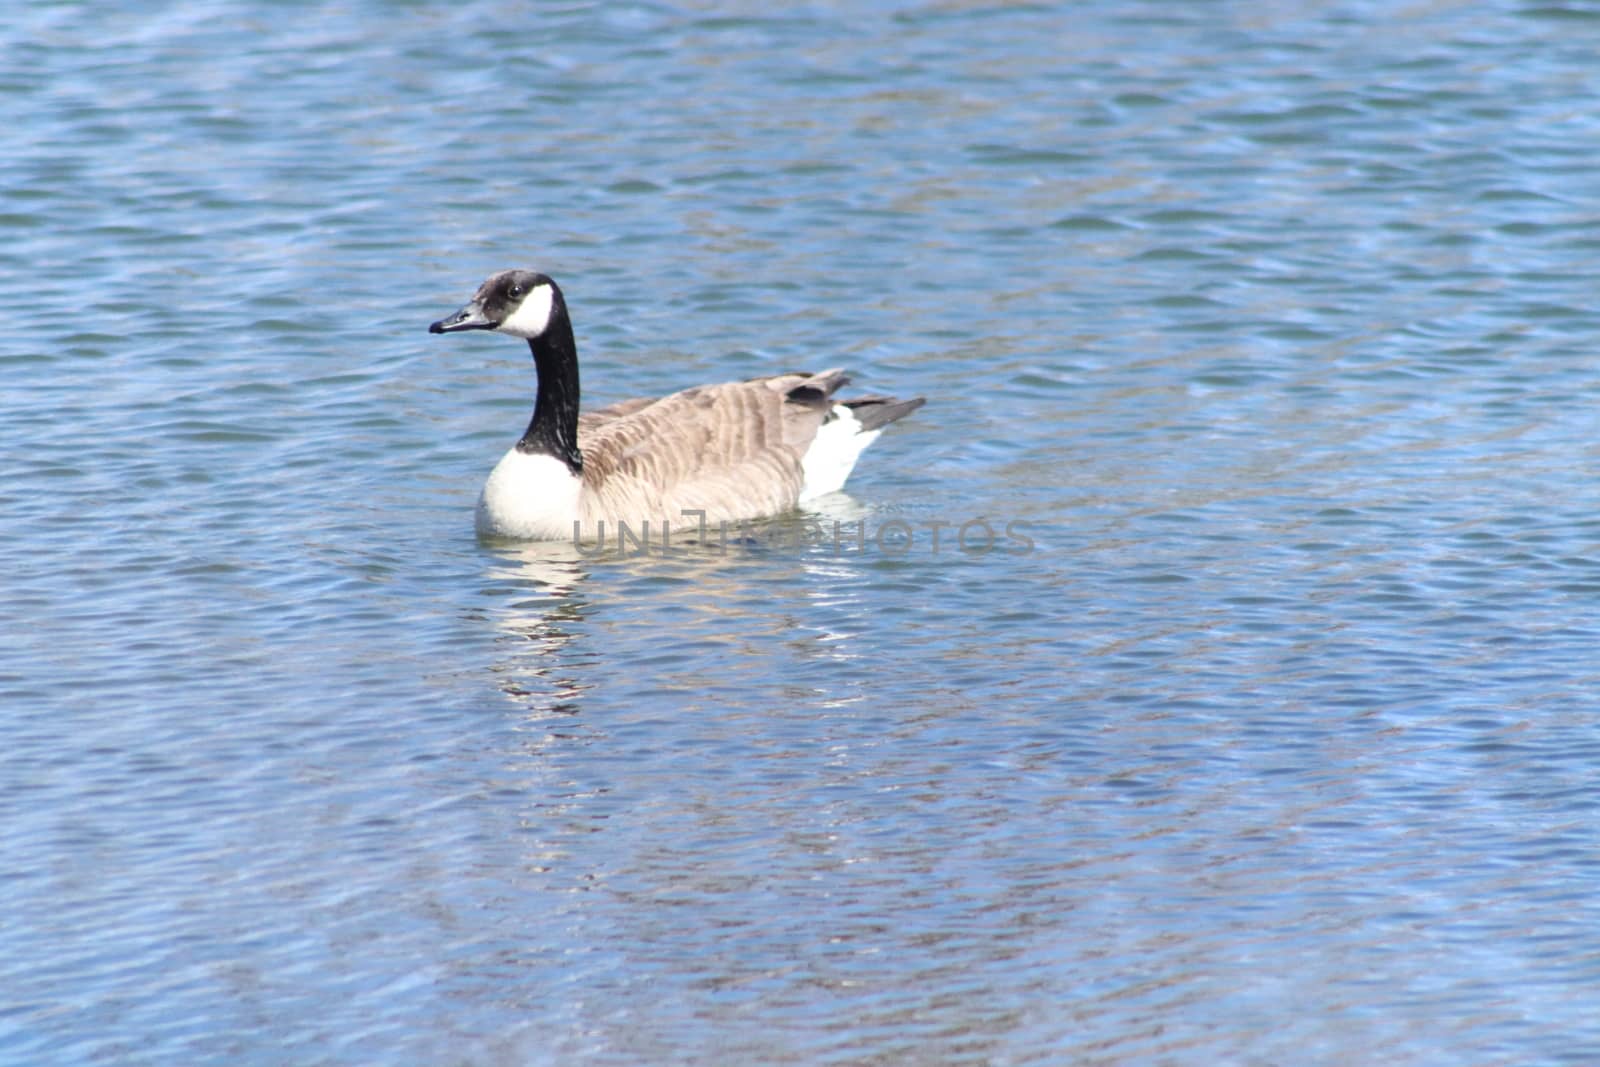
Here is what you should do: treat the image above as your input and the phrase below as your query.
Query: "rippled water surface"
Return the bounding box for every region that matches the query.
[7,2,1600,1063]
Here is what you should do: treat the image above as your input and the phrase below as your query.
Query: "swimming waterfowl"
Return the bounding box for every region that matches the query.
[429,270,925,540]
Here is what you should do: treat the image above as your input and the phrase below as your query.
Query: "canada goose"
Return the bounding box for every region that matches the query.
[429,270,925,541]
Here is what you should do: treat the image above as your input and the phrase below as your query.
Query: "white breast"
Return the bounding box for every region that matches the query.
[475,448,584,540]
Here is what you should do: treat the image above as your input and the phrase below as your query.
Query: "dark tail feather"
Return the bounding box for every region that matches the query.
[782,370,851,411]
[843,395,925,432]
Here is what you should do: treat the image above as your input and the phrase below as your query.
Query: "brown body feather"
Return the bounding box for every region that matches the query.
[574,370,847,530]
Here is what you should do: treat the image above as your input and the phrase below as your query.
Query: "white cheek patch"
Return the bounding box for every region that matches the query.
[497,284,554,339]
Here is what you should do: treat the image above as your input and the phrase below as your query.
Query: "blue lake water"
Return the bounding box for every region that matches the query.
[6,1,1600,1062]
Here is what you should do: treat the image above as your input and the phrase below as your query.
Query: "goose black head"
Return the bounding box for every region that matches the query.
[429,270,563,339]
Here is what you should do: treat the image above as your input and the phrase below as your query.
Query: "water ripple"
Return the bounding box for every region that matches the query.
[6,1,1600,1064]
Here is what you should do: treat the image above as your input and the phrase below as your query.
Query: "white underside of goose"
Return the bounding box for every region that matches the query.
[799,404,880,503]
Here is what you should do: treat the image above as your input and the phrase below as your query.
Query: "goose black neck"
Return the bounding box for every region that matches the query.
[516,312,583,474]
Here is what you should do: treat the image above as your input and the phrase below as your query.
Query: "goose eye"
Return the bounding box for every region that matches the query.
[508,283,524,299]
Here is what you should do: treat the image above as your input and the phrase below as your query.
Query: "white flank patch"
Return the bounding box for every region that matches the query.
[799,405,880,502]
[476,447,584,540]
[497,283,555,340]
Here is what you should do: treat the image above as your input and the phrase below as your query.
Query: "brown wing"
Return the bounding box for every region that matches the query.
[574,370,849,528]
[578,396,657,429]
